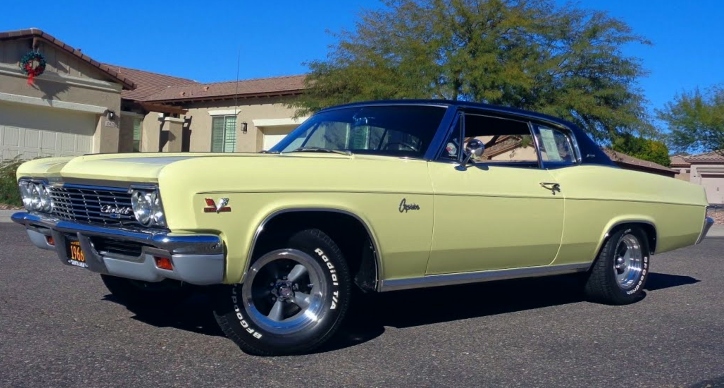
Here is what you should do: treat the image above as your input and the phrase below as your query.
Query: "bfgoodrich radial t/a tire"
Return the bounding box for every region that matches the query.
[584,226,651,305]
[213,228,351,356]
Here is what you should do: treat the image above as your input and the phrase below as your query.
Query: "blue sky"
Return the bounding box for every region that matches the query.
[3,0,722,125]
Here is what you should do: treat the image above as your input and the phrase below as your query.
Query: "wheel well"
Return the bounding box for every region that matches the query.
[251,211,379,292]
[608,222,657,254]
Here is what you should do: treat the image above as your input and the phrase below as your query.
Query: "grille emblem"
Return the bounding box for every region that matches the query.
[204,198,231,213]
[100,205,133,218]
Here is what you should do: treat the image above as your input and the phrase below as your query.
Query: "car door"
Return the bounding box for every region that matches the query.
[425,110,566,275]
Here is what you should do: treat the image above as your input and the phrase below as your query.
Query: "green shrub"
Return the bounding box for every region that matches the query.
[0,156,24,207]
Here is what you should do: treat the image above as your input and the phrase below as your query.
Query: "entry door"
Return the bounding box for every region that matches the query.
[426,163,564,274]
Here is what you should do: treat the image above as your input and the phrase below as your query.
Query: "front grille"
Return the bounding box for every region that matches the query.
[91,237,147,257]
[48,185,137,227]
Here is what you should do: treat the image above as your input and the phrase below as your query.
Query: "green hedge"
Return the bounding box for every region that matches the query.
[0,157,23,207]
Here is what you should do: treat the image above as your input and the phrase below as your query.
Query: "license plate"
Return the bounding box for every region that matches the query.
[67,241,88,268]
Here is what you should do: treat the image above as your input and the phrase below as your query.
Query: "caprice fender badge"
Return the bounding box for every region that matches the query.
[398,198,420,213]
[204,197,231,213]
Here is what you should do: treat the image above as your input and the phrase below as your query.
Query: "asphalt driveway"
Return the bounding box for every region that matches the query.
[0,222,722,387]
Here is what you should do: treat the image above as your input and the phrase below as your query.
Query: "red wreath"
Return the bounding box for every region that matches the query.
[19,51,46,85]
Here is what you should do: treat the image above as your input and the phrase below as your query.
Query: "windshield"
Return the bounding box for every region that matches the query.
[270,105,448,158]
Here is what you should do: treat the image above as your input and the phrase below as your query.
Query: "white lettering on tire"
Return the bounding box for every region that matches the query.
[231,287,263,339]
[625,255,649,296]
[314,247,341,302]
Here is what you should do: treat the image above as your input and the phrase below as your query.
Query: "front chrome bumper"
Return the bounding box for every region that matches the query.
[696,216,715,244]
[12,212,225,285]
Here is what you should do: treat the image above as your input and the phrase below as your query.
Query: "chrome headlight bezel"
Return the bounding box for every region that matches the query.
[18,179,53,213]
[129,186,166,228]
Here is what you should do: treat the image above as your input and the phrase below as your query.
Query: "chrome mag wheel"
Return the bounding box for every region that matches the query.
[613,233,644,290]
[241,249,327,335]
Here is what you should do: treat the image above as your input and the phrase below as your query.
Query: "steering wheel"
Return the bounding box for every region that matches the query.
[384,141,418,151]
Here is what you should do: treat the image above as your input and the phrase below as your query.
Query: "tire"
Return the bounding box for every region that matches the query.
[213,228,351,356]
[100,274,193,307]
[584,226,651,305]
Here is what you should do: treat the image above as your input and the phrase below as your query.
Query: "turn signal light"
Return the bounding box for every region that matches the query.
[154,256,173,271]
[46,236,55,246]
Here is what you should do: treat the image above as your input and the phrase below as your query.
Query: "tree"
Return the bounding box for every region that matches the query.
[657,84,724,156]
[610,133,671,167]
[290,0,655,143]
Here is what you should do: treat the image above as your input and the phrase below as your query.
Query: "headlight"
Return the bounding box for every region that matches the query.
[130,188,166,227]
[19,180,53,213]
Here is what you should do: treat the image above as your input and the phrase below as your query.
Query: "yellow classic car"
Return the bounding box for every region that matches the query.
[12,100,714,356]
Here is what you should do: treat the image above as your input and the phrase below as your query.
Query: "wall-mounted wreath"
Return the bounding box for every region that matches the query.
[19,51,46,85]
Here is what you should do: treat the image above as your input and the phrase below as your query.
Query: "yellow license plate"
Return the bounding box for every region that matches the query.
[68,241,87,267]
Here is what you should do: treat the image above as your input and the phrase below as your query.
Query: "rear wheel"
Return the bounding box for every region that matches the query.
[213,228,351,356]
[584,226,650,305]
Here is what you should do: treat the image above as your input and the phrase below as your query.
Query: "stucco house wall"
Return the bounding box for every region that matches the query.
[0,31,128,160]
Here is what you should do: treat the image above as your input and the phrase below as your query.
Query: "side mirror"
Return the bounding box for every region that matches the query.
[462,138,485,165]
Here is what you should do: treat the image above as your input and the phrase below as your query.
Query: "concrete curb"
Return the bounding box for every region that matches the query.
[0,210,18,224]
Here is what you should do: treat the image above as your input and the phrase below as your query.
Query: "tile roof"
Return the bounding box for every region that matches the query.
[102,64,198,101]
[684,151,724,163]
[0,28,136,90]
[603,149,676,174]
[669,154,690,167]
[142,75,306,103]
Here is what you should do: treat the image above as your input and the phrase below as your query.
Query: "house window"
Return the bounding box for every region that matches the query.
[133,118,142,152]
[211,115,237,152]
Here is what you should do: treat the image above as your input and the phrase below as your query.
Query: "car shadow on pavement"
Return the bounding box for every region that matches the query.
[644,272,700,291]
[104,292,225,338]
[104,271,701,355]
[317,274,586,353]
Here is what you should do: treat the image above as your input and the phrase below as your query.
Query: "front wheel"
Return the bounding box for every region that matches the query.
[213,228,351,356]
[584,226,651,305]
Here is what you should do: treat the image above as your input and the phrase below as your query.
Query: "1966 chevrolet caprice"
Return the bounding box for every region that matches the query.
[12,100,714,356]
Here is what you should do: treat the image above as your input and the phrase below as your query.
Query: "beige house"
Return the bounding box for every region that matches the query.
[671,152,724,204]
[0,28,307,161]
[0,28,136,161]
[114,72,307,153]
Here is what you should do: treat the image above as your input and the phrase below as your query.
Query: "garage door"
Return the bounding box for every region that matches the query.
[0,102,96,161]
[261,125,297,151]
[701,175,724,204]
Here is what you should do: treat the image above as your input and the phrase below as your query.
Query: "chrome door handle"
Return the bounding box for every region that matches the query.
[540,182,561,194]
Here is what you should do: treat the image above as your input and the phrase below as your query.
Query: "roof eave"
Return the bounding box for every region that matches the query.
[0,28,137,90]
[143,89,304,104]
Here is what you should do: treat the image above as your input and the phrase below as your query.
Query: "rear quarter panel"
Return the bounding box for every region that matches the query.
[156,155,435,284]
[549,165,709,266]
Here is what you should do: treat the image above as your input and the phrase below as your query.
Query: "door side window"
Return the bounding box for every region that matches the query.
[438,111,540,168]
[533,125,576,165]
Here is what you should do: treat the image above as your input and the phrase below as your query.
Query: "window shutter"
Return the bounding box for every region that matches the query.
[211,117,225,152]
[132,118,142,152]
[224,116,237,152]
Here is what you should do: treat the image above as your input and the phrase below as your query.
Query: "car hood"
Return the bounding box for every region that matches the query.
[16,152,355,183]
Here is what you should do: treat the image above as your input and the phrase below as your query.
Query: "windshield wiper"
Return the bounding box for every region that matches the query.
[285,147,352,156]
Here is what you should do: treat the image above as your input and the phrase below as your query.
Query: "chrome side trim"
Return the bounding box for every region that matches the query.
[696,216,715,244]
[242,208,383,290]
[379,263,590,292]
